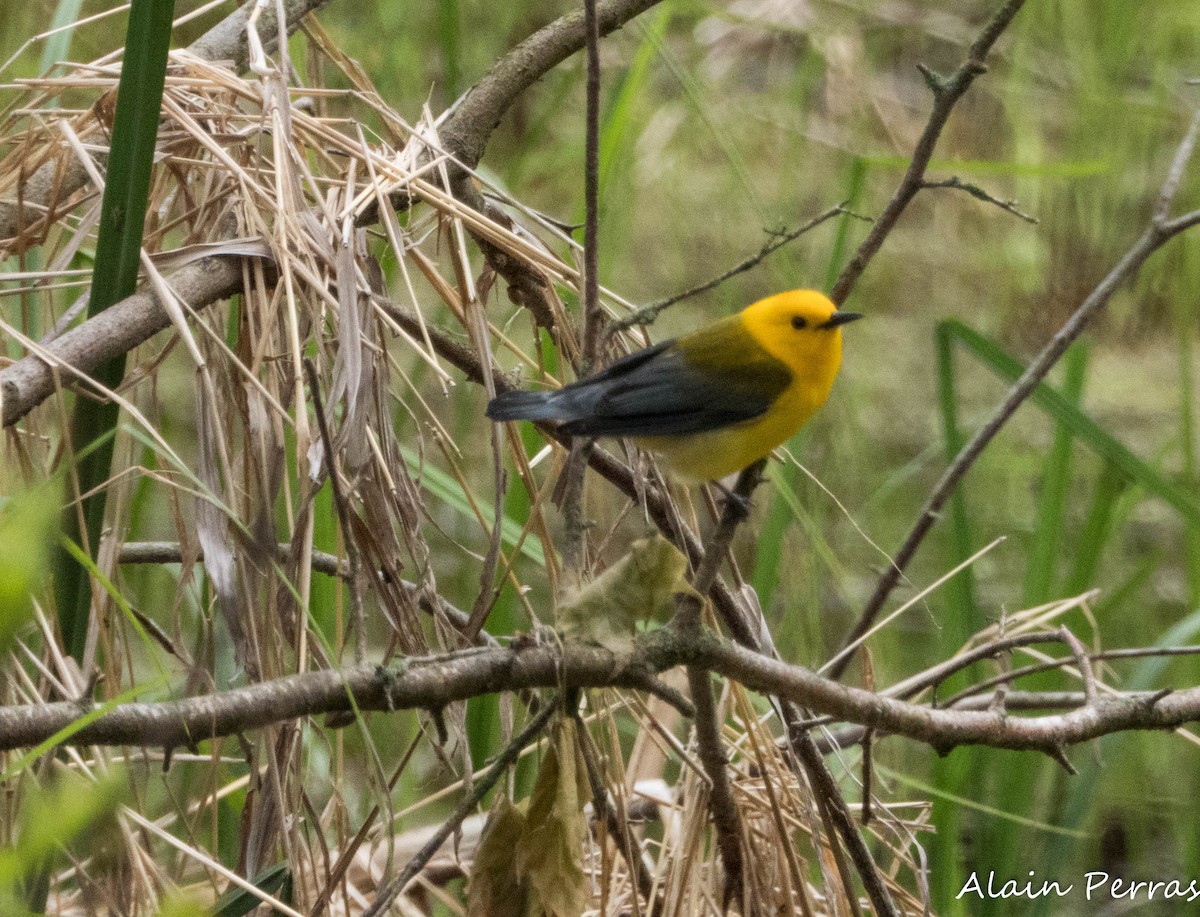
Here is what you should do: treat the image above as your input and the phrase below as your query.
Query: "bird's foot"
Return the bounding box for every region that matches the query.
[711,481,753,520]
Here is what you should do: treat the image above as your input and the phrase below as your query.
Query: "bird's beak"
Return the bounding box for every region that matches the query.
[819,311,864,329]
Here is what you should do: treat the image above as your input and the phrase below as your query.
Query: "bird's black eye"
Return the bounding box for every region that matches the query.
[791,315,807,330]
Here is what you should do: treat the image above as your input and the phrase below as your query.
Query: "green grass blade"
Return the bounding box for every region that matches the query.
[1062,460,1128,595]
[1023,343,1089,605]
[51,0,176,661]
[929,322,985,914]
[1178,293,1200,606]
[636,18,765,220]
[399,445,545,567]
[934,322,977,631]
[435,0,460,106]
[212,863,292,917]
[822,156,868,293]
[885,766,1088,839]
[599,6,670,202]
[39,0,85,78]
[939,320,1200,527]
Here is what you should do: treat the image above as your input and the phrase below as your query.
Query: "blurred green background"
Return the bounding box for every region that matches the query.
[3,0,1199,913]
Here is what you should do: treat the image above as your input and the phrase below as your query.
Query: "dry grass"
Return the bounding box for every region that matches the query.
[0,17,1087,916]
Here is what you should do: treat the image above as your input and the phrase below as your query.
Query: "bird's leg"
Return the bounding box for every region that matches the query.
[710,480,752,520]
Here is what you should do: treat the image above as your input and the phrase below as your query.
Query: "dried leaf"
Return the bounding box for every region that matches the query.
[195,369,246,666]
[466,796,530,917]
[559,534,696,653]
[516,719,590,917]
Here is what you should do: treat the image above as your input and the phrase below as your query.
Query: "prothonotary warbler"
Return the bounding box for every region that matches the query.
[486,289,861,481]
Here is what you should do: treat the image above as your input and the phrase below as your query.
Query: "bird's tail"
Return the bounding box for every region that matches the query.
[486,388,566,422]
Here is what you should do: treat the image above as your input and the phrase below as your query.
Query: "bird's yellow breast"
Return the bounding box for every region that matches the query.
[637,306,844,481]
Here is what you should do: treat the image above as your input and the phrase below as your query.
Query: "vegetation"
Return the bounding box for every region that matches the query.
[1,0,1198,914]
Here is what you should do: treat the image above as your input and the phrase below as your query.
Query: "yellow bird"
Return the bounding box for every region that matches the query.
[486,290,861,481]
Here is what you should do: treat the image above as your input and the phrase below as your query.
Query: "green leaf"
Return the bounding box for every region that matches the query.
[0,485,60,653]
[212,863,292,917]
[558,534,694,653]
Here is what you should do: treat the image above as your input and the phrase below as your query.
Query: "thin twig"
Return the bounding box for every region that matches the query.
[550,0,606,592]
[921,176,1037,224]
[829,0,1028,305]
[942,645,1200,707]
[686,665,746,909]
[673,462,765,908]
[1057,627,1098,706]
[304,359,367,664]
[360,699,557,917]
[860,649,876,826]
[1154,106,1200,223]
[115,540,494,647]
[607,204,861,336]
[581,0,603,367]
[830,101,1200,680]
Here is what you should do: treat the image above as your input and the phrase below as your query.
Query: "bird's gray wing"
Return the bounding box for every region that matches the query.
[560,342,790,437]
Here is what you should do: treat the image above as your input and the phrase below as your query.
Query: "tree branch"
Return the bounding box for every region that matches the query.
[1,255,247,426]
[2,629,1197,759]
[828,0,1027,305]
[437,0,664,173]
[361,698,558,917]
[116,539,494,648]
[829,106,1200,678]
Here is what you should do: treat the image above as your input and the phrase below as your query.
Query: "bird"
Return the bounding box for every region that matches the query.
[486,289,861,482]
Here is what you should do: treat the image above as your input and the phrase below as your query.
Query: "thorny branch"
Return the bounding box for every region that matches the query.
[921,176,1038,225]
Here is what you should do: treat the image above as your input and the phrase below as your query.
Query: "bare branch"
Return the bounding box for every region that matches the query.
[830,104,1200,680]
[608,204,860,336]
[188,0,331,73]
[829,0,1027,305]
[2,630,1199,757]
[437,0,664,173]
[1,254,249,426]
[116,539,496,646]
[555,0,607,592]
[1154,105,1200,223]
[921,176,1037,224]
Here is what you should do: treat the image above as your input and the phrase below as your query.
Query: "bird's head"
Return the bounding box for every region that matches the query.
[741,289,862,378]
